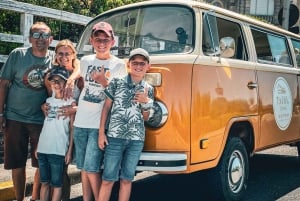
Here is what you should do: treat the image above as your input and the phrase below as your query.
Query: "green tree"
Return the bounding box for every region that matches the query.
[0,0,145,58]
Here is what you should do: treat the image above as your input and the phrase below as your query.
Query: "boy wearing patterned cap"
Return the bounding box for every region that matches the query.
[65,21,127,200]
[36,67,76,201]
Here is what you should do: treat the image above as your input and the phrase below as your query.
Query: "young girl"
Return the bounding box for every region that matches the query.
[36,67,76,201]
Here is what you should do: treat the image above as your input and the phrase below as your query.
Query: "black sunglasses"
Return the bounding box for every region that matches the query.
[50,79,65,85]
[31,32,51,39]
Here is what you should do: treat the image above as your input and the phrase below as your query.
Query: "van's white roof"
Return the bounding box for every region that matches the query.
[96,0,300,38]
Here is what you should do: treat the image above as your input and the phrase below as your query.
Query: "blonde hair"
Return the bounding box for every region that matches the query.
[53,39,79,70]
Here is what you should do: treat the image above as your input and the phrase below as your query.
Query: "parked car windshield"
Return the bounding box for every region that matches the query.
[76,5,194,58]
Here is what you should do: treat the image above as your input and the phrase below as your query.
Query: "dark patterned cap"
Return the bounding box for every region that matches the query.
[48,67,70,81]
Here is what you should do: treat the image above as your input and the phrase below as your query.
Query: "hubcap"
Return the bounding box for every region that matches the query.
[228,150,244,193]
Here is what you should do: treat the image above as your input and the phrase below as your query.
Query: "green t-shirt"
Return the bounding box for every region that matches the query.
[0,47,53,124]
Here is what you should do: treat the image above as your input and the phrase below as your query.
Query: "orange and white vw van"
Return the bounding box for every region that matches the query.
[76,0,300,200]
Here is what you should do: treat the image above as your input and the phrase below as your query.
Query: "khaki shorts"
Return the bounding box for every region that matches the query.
[4,119,42,169]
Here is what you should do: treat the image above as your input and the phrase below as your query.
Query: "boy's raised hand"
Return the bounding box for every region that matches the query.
[134,87,149,103]
[91,67,108,87]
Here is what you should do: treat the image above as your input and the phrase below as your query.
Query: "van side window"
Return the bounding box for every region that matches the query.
[251,28,292,66]
[291,39,300,67]
[202,15,248,60]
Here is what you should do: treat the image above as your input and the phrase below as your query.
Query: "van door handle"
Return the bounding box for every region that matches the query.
[247,82,258,89]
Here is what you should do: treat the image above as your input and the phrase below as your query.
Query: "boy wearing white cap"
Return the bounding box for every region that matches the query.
[98,48,154,201]
[65,21,127,200]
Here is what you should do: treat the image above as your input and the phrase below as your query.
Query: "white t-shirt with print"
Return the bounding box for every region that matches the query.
[74,54,126,128]
[37,97,75,156]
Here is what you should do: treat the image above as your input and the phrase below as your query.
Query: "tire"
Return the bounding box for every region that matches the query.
[208,137,249,201]
[296,142,300,159]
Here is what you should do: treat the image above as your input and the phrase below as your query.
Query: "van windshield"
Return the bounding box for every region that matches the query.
[76,5,194,58]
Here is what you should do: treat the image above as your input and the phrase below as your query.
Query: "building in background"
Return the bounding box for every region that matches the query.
[204,0,300,33]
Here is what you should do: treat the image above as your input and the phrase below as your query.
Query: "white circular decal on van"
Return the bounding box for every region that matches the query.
[273,77,292,130]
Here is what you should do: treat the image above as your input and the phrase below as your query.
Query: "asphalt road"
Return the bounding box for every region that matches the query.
[70,145,300,201]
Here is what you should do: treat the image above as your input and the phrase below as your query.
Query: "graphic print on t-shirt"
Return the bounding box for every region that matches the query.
[47,105,59,120]
[23,64,49,90]
[83,64,110,103]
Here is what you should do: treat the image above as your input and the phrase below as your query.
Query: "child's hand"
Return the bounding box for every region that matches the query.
[98,132,108,150]
[91,68,108,87]
[134,87,149,103]
[65,152,72,165]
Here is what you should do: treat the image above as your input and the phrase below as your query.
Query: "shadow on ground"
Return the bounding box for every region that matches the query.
[71,153,300,201]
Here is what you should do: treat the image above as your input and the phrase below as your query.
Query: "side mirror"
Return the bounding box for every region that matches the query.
[220,37,235,58]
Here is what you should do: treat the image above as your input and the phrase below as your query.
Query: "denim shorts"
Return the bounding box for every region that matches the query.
[73,127,104,172]
[37,153,65,187]
[102,137,144,182]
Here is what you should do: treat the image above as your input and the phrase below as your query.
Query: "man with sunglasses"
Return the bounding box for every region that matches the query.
[0,22,53,201]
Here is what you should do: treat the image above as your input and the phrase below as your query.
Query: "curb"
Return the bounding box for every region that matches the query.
[0,181,15,201]
[0,170,81,201]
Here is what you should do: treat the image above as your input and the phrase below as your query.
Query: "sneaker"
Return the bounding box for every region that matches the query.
[27,197,40,201]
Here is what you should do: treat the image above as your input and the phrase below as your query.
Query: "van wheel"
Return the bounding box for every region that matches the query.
[208,137,249,201]
[296,142,300,159]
